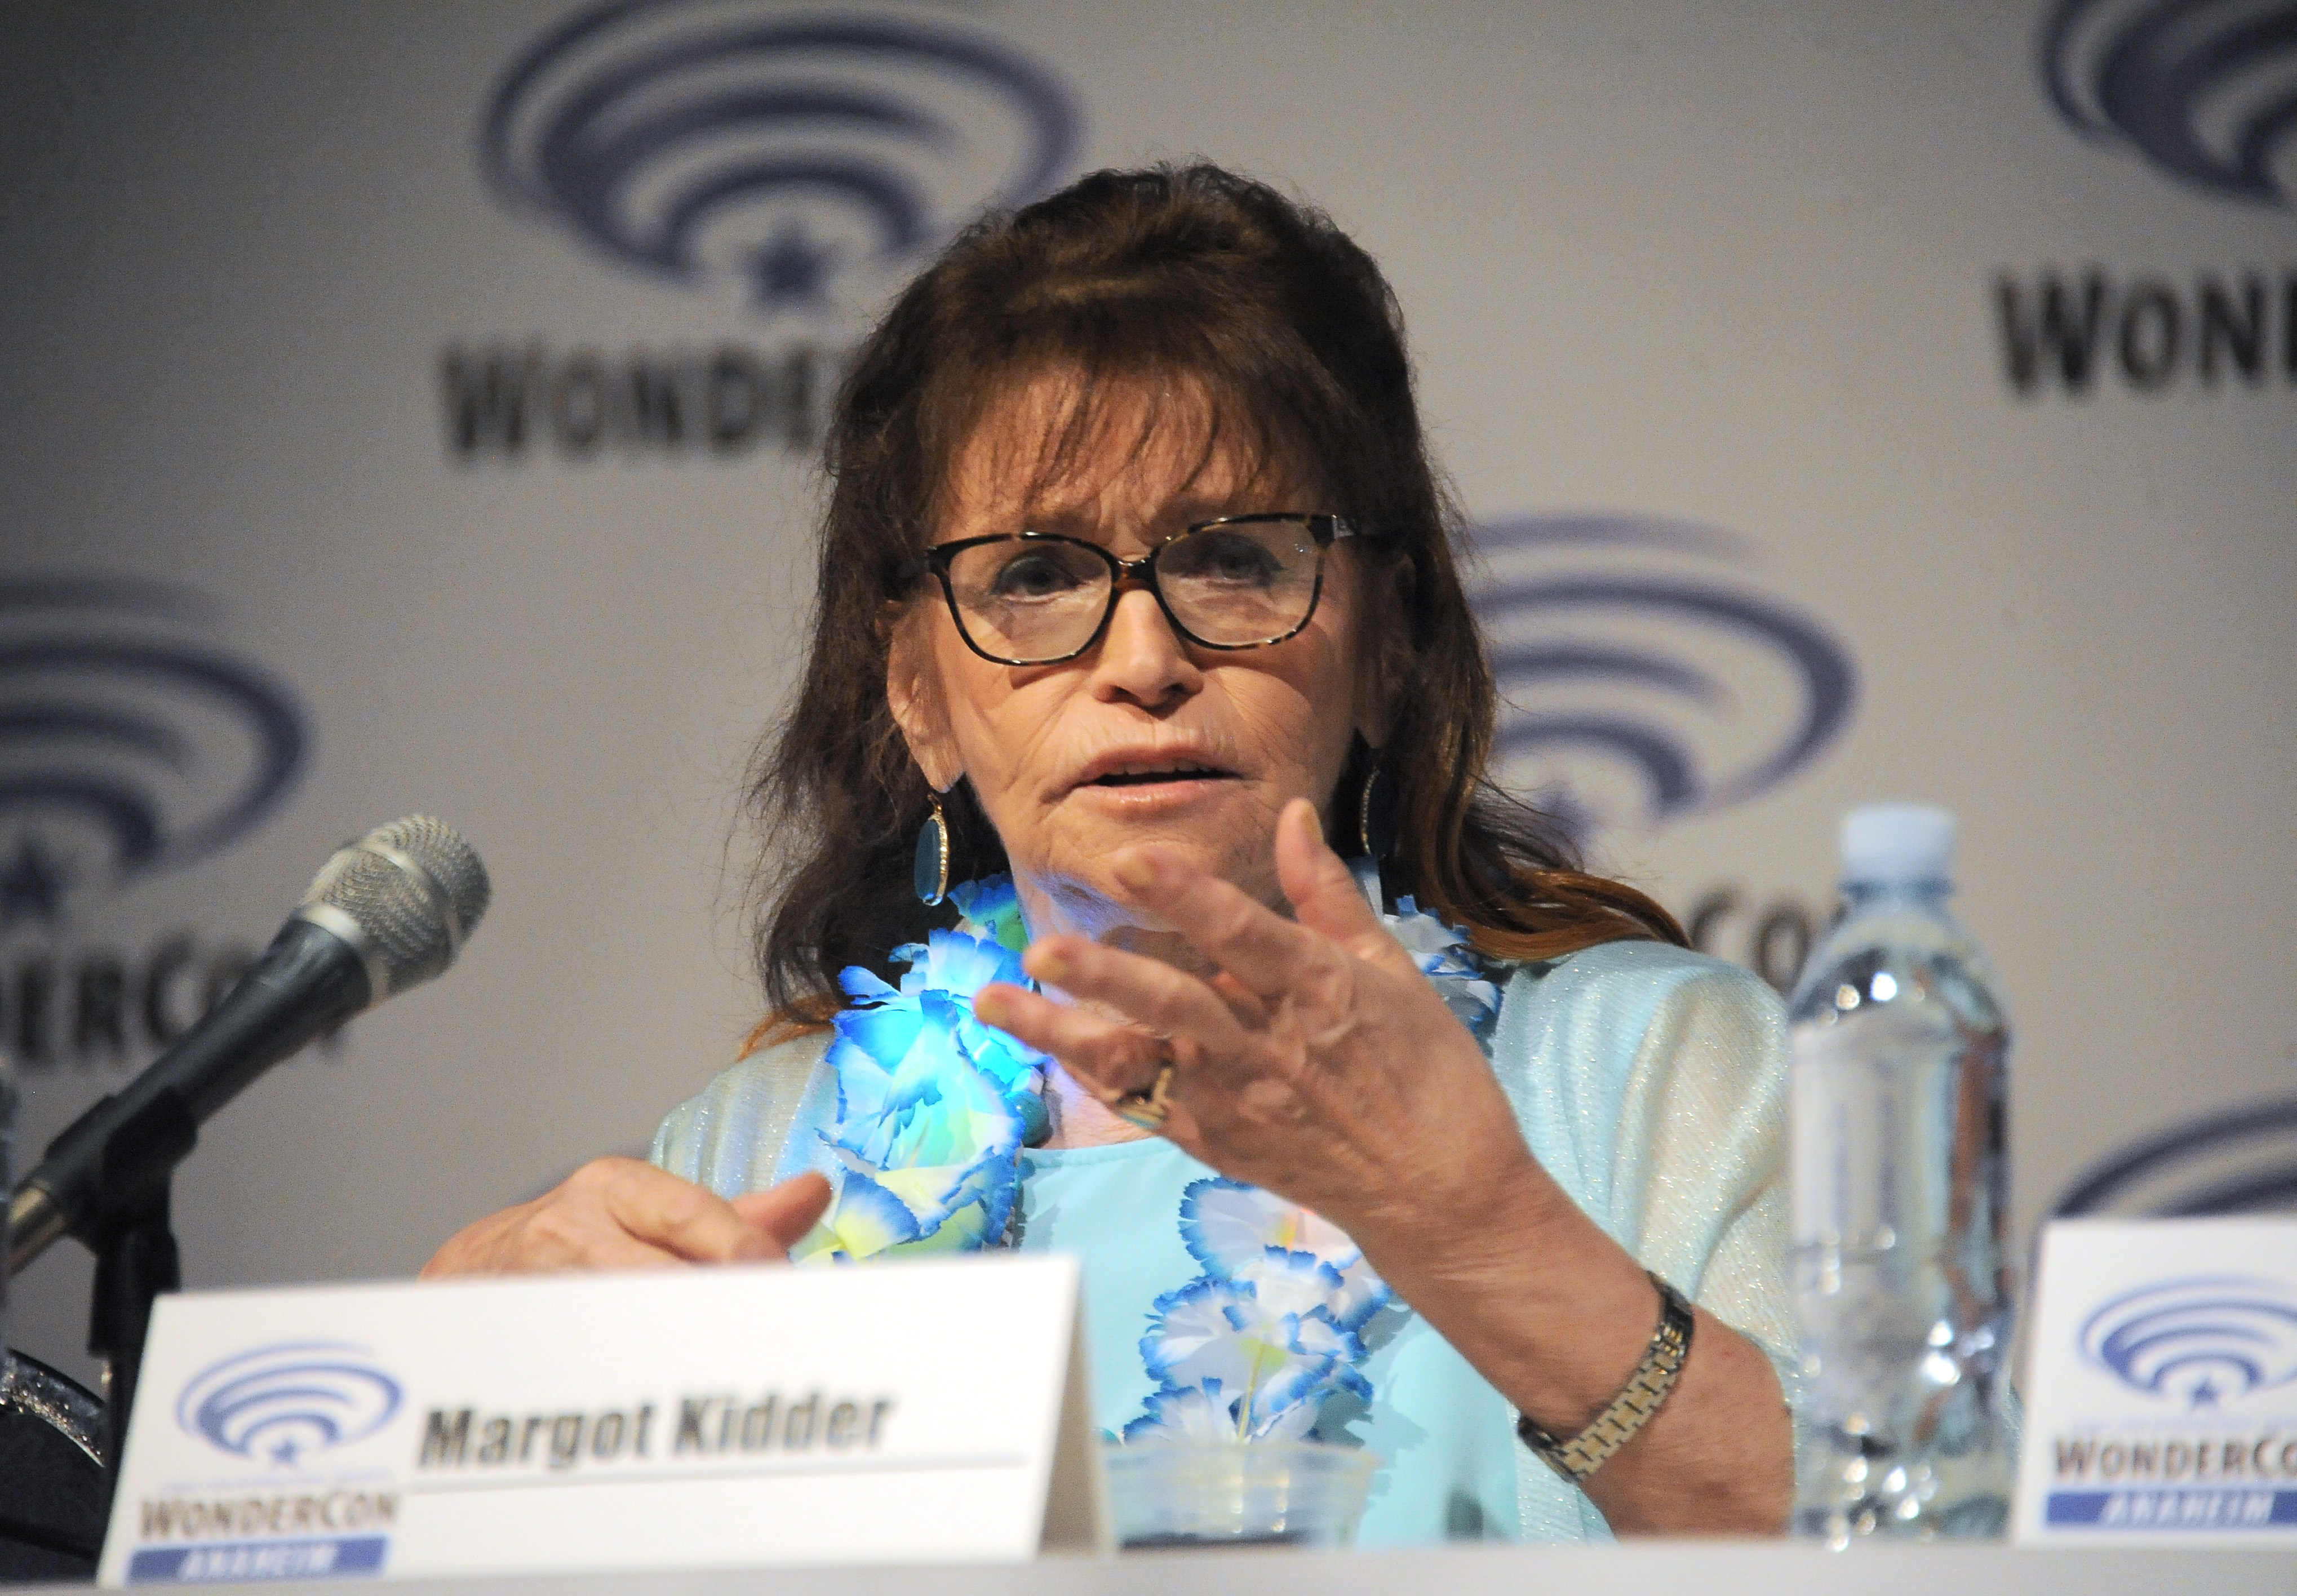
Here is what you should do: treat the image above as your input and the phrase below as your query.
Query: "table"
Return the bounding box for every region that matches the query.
[26,1540,2293,1596]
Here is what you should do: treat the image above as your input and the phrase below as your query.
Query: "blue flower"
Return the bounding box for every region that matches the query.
[1388,897,1502,1038]
[950,874,1029,954]
[1137,1277,1359,1435]
[1128,1178,1391,1447]
[1120,1382,1243,1444]
[1181,1178,1361,1276]
[1176,1180,1393,1333]
[791,1168,920,1264]
[800,1051,1024,1264]
[838,924,1046,1097]
[1232,1249,1378,1340]
[813,900,1049,1262]
[903,928,1027,999]
[1119,1379,1323,1445]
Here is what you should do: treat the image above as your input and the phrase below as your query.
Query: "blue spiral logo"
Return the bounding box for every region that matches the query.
[2080,1277,2297,1409]
[2054,1096,2297,1217]
[1469,515,1857,842]
[176,1342,403,1466]
[481,0,1080,314]
[2042,0,2297,207]
[0,575,305,932]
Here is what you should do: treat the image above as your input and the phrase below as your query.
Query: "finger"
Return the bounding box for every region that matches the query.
[730,1172,833,1254]
[976,981,1170,1097]
[498,1198,696,1274]
[1022,935,1252,1060]
[1275,799,1421,973]
[1207,970,1269,1027]
[1106,848,1338,1000]
[551,1235,695,1273]
[592,1160,783,1264]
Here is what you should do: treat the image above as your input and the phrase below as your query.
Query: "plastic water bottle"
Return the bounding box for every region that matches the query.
[1787,804,2015,1544]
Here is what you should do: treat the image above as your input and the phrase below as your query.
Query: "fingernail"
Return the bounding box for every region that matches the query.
[1030,947,1072,982]
[1114,853,1157,889]
[1301,802,1325,846]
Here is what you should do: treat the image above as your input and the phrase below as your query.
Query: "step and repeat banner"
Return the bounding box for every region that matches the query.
[2,0,2291,1386]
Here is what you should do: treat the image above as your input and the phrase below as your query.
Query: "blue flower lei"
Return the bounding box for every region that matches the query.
[797,871,1504,1447]
[1126,899,1500,1444]
[1124,1178,1394,1442]
[792,876,1046,1263]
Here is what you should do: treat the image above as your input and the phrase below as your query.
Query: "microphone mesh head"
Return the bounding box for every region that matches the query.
[300,815,490,996]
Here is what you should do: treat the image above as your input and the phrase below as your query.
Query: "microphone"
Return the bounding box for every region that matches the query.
[7,815,491,1274]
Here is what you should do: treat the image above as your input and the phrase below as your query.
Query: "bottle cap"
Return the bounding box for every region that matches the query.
[1839,803,1957,885]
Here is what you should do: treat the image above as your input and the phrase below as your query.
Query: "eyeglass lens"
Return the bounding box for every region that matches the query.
[943,518,1323,662]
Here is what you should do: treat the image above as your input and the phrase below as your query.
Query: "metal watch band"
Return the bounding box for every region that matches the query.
[1516,1271,1696,1482]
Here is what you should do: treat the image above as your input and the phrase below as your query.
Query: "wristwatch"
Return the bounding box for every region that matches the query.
[1516,1271,1696,1482]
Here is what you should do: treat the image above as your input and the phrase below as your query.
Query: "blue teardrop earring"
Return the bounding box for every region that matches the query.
[914,790,951,907]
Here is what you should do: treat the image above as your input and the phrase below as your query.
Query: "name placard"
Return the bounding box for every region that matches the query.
[2014,1217,2297,1546]
[99,1254,1106,1584]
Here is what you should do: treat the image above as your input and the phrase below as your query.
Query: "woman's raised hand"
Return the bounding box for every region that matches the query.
[974,799,1546,1249]
[419,1162,831,1278]
[979,802,1794,1533]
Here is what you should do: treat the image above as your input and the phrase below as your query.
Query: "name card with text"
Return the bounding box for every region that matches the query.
[99,1254,1107,1585]
[2015,1217,2297,1547]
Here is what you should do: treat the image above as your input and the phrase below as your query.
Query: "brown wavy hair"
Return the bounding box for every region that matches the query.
[746,163,1684,1034]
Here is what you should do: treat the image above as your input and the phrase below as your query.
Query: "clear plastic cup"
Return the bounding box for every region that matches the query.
[1102,1439,1379,1550]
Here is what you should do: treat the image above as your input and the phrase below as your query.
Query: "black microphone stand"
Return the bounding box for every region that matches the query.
[89,1187,181,1509]
[33,1080,199,1508]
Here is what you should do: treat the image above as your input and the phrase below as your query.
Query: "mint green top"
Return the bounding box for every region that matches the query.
[653,940,1797,1545]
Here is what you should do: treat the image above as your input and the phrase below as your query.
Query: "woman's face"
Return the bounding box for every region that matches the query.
[889,374,1376,938]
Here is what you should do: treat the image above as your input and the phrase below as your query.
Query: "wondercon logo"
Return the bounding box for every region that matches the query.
[177,1343,404,1467]
[0,575,305,932]
[2053,1096,2297,1217]
[1469,515,1857,844]
[480,0,1081,317]
[2080,1278,2297,1409]
[2041,0,2297,207]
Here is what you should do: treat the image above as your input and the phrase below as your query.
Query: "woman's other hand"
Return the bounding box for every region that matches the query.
[419,1162,831,1279]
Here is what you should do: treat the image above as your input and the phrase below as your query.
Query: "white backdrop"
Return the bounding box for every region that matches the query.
[2,0,2291,1390]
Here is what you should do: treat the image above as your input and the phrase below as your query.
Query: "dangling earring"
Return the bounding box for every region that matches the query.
[1350,765,1397,915]
[914,790,951,906]
[1356,765,1398,862]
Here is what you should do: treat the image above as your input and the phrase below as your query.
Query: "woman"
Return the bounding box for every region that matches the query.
[427,165,1795,1542]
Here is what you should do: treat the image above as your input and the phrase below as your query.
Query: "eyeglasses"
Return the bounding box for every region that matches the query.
[917,513,1361,667]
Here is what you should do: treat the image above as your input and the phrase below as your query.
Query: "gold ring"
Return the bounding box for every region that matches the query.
[1112,1059,1176,1133]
